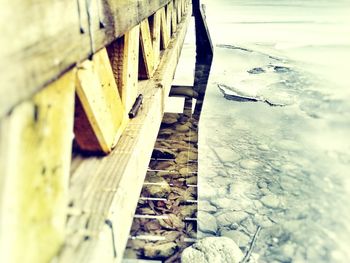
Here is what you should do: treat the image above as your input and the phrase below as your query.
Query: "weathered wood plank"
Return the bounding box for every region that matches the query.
[139,18,155,79]
[151,10,161,68]
[57,8,191,263]
[0,70,75,263]
[0,0,174,118]
[107,25,140,113]
[177,0,182,22]
[74,48,126,154]
[160,7,170,49]
[166,1,174,36]
[172,0,178,33]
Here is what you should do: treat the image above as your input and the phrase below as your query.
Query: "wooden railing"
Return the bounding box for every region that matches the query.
[0,0,191,262]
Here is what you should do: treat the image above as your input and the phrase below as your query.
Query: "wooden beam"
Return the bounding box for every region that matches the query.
[0,0,175,118]
[160,7,170,49]
[57,8,191,263]
[139,18,155,79]
[0,70,75,263]
[151,10,161,69]
[107,25,140,113]
[74,48,126,154]
[171,0,178,33]
[177,0,182,22]
[166,0,174,36]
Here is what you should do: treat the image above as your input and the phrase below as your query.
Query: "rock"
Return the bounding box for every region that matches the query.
[185,134,198,143]
[220,230,250,249]
[199,200,217,213]
[261,194,280,208]
[213,147,241,163]
[247,67,266,74]
[239,159,260,169]
[211,198,238,209]
[273,65,290,73]
[143,241,177,258]
[179,166,196,176]
[143,179,171,198]
[154,161,175,170]
[162,115,178,125]
[198,212,218,234]
[159,128,174,137]
[175,124,190,132]
[181,237,244,263]
[217,211,249,226]
[186,176,197,185]
[257,180,268,189]
[253,215,273,228]
[175,151,197,164]
[152,148,176,159]
[257,144,270,151]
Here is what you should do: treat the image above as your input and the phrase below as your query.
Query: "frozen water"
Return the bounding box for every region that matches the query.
[197,0,350,262]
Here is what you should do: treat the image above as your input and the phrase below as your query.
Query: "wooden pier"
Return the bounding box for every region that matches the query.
[0,0,212,262]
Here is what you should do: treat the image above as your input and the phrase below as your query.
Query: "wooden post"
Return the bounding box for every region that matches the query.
[107,25,140,113]
[160,7,170,49]
[0,70,75,263]
[74,48,126,154]
[139,18,155,79]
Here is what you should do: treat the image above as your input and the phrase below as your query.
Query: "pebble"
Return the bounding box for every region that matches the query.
[257,144,270,151]
[220,230,250,249]
[211,197,241,210]
[152,148,176,159]
[214,147,241,163]
[176,124,190,132]
[199,200,217,213]
[260,194,280,208]
[144,242,177,258]
[247,67,266,74]
[198,212,218,234]
[239,159,260,169]
[217,211,249,226]
[162,115,178,125]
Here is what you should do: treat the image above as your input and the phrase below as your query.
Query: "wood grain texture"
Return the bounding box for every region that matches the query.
[151,10,161,69]
[172,0,178,33]
[75,48,126,154]
[57,8,191,263]
[160,7,170,49]
[139,19,155,79]
[107,25,140,113]
[0,70,75,263]
[0,0,173,118]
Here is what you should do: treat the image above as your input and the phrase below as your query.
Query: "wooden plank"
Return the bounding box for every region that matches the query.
[177,0,182,22]
[151,10,161,69]
[0,0,174,118]
[171,0,178,33]
[57,8,191,263]
[107,25,140,113]
[74,48,126,154]
[139,18,155,79]
[166,1,174,36]
[0,70,75,263]
[160,7,170,49]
